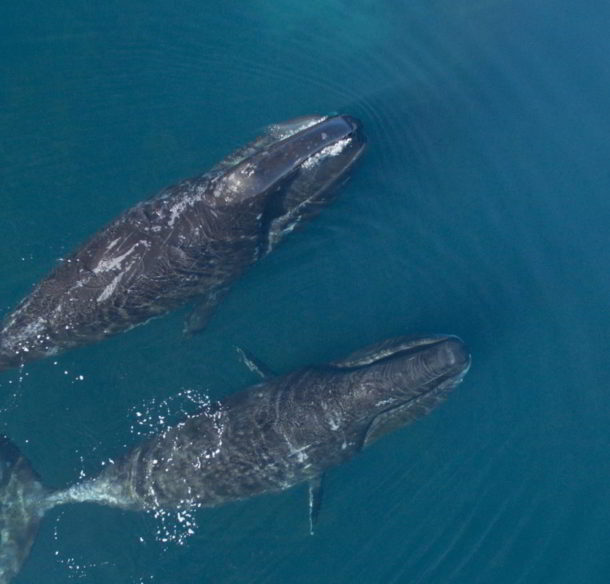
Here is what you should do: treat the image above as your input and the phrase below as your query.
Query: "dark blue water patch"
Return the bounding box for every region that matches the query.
[3,0,610,582]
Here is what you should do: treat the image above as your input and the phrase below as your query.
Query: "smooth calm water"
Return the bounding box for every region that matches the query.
[2,1,610,583]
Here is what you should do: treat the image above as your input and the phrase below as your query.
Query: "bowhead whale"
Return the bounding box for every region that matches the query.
[0,334,470,583]
[0,115,365,371]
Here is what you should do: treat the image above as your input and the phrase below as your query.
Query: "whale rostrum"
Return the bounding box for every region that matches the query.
[0,115,366,372]
[0,335,470,583]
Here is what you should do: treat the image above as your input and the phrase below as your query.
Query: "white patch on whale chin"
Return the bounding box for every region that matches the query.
[301,136,352,170]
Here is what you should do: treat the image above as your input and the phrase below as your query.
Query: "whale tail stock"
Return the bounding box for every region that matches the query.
[0,436,49,584]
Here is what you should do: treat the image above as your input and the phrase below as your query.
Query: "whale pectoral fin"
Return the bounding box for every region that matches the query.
[234,346,276,379]
[0,436,49,584]
[183,287,231,336]
[307,476,323,536]
[363,402,421,448]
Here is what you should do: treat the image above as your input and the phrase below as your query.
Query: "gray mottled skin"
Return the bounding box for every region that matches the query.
[0,115,365,371]
[0,335,470,583]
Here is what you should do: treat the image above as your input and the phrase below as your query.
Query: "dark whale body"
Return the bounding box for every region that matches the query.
[0,115,365,371]
[0,335,470,583]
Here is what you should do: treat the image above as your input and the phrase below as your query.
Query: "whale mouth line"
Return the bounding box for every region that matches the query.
[259,115,366,255]
[389,369,463,410]
[329,335,459,370]
[358,338,450,367]
[260,138,361,247]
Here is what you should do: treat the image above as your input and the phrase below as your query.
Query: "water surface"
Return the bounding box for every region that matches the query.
[2,1,610,582]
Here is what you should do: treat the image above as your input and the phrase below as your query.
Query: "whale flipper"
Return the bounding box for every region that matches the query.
[183,286,231,335]
[0,436,48,584]
[234,346,276,379]
[307,476,323,536]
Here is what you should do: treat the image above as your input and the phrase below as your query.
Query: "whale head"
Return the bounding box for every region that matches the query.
[211,114,366,254]
[328,335,471,446]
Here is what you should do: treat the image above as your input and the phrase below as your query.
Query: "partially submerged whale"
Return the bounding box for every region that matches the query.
[0,115,365,371]
[0,334,470,583]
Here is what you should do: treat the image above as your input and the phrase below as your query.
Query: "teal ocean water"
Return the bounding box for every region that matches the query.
[2,1,610,582]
